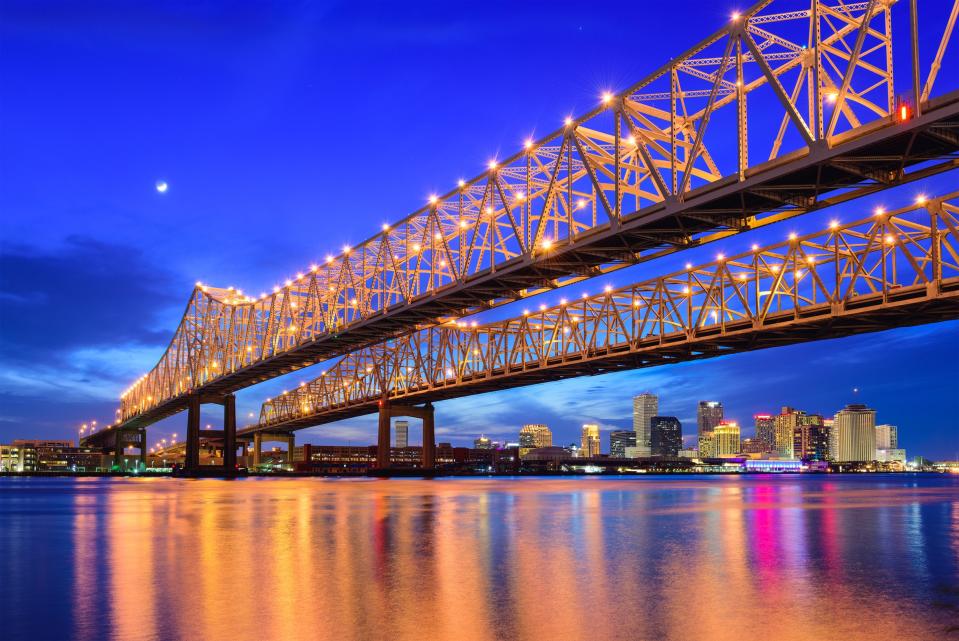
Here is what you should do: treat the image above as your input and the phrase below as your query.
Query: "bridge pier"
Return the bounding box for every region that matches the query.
[223,394,236,471]
[376,401,435,471]
[186,394,201,471]
[251,432,294,468]
[111,426,146,472]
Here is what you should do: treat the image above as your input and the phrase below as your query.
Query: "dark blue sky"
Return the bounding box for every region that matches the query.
[1,1,957,458]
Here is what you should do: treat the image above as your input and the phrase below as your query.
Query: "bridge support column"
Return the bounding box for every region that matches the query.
[285,434,295,465]
[137,427,147,471]
[112,431,124,471]
[252,432,262,467]
[422,402,435,470]
[377,401,391,470]
[186,394,201,471]
[223,395,236,471]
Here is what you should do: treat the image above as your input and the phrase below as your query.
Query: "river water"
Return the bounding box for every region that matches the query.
[1,475,957,641]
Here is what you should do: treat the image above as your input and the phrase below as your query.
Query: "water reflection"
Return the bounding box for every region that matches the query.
[1,475,957,641]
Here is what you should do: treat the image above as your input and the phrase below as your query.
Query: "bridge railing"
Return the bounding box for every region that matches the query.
[119,0,958,423]
[259,191,959,426]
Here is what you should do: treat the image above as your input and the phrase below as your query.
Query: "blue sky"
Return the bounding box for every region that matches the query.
[1,0,957,458]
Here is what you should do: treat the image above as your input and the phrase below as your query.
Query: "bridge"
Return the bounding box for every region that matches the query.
[240,192,959,468]
[82,0,959,471]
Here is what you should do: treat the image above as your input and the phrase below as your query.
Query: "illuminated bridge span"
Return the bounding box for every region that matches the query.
[100,0,959,443]
[247,192,959,461]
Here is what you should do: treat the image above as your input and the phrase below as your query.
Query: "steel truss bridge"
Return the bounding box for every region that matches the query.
[245,193,959,436]
[83,0,959,468]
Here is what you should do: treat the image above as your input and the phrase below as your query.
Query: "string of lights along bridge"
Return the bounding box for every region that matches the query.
[82,0,959,472]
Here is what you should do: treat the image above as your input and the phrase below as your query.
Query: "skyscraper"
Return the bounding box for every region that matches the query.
[581,424,601,458]
[754,414,776,452]
[835,404,877,462]
[519,424,552,458]
[793,415,829,461]
[609,430,636,458]
[474,435,492,450]
[876,424,898,450]
[395,420,409,448]
[633,393,658,454]
[697,401,723,454]
[713,421,741,456]
[774,407,806,459]
[650,416,682,457]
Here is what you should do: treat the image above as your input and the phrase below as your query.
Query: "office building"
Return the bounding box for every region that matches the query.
[834,404,877,462]
[774,407,805,459]
[713,421,741,456]
[581,424,601,458]
[754,414,776,453]
[793,416,829,461]
[394,420,409,448]
[609,430,637,458]
[650,416,682,457]
[519,424,552,458]
[876,424,898,450]
[633,392,658,451]
[474,435,492,450]
[697,401,723,443]
[825,418,837,460]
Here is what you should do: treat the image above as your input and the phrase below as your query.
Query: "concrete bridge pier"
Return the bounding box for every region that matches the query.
[251,432,294,467]
[184,393,237,473]
[112,426,146,472]
[376,401,435,471]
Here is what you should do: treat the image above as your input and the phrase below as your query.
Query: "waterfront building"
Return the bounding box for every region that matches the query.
[609,430,636,458]
[698,432,716,458]
[713,421,741,456]
[519,424,552,458]
[395,420,409,448]
[774,407,805,459]
[581,424,601,458]
[825,418,837,460]
[697,401,723,449]
[793,416,830,461]
[633,392,658,452]
[877,448,907,464]
[834,404,877,462]
[650,416,682,457]
[678,449,699,458]
[474,435,492,449]
[876,424,898,450]
[754,414,776,452]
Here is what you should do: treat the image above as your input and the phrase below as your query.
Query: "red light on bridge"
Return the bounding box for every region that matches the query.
[897,100,912,123]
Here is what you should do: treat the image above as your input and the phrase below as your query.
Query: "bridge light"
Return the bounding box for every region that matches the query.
[342,245,351,254]
[310,264,319,272]
[731,11,740,21]
[326,255,334,263]
[434,232,442,240]
[898,102,912,123]
[685,262,692,270]
[626,135,636,146]
[807,256,816,264]
[485,206,493,214]
[560,298,567,305]
[539,304,546,311]
[524,138,534,149]
[458,179,466,188]
[429,194,438,204]
[829,220,839,229]
[540,238,553,250]
[440,260,447,267]
[738,273,747,280]
[602,91,614,104]
[916,195,927,205]
[604,285,612,293]
[751,243,759,251]
[564,116,573,127]
[788,233,797,241]
[488,160,497,170]
[412,243,421,253]
[825,90,838,103]
[884,234,895,245]
[874,207,885,216]
[459,219,468,229]
[717,253,725,261]
[273,286,280,293]
[523,309,529,315]
[582,292,589,299]
[195,281,202,287]
[515,192,525,201]
[576,198,587,210]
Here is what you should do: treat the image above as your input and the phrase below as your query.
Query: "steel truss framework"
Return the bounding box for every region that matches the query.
[249,192,959,433]
[106,0,959,436]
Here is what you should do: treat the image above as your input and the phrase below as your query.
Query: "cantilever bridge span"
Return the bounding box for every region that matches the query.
[246,193,959,443]
[86,0,959,453]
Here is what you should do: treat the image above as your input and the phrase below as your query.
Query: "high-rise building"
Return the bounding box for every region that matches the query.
[774,407,806,459]
[793,415,829,461]
[876,424,898,450]
[825,418,837,461]
[754,414,776,453]
[697,401,723,438]
[713,421,741,456]
[474,435,492,450]
[633,393,658,452]
[834,404,877,462]
[609,430,637,458]
[581,424,601,458]
[519,424,552,458]
[650,416,682,457]
[394,420,409,448]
